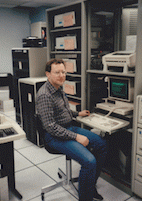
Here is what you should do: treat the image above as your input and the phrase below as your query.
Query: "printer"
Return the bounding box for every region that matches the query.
[102,51,136,74]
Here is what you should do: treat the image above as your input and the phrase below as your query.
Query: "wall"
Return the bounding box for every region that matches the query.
[0,6,49,75]
[0,7,30,74]
[30,7,48,23]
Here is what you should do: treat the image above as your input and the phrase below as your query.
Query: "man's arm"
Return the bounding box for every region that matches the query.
[76,134,89,147]
[78,110,90,117]
[75,110,90,146]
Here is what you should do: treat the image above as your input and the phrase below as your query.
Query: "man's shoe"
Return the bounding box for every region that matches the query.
[93,188,103,201]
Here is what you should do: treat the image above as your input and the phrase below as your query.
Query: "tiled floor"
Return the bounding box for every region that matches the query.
[8,138,142,201]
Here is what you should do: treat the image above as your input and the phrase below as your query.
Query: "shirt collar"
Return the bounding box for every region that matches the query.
[47,80,63,94]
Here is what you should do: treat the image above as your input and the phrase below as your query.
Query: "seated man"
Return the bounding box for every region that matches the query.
[36,58,107,201]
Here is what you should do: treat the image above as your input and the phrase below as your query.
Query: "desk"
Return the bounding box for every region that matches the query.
[0,114,26,199]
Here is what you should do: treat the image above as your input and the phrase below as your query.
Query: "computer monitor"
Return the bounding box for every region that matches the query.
[108,76,134,102]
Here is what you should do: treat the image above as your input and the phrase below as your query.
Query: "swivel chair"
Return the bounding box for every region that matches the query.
[35,114,79,201]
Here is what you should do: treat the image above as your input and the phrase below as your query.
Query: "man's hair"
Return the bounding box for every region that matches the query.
[45,58,65,72]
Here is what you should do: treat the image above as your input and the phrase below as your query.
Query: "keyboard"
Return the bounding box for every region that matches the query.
[0,127,17,137]
[76,113,130,134]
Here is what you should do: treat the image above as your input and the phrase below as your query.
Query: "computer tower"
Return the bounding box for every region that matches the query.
[18,77,47,146]
[12,47,47,123]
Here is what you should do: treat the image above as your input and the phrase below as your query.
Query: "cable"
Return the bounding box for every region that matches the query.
[105,106,129,117]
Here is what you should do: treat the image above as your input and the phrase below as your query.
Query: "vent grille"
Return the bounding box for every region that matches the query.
[129,10,138,35]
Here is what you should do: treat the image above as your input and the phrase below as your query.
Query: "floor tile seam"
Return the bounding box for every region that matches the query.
[34,155,64,166]
[15,149,63,167]
[26,194,41,201]
[36,155,64,165]
[123,196,134,200]
[14,144,35,151]
[15,149,38,166]
[15,164,35,173]
[35,163,62,183]
[62,185,79,200]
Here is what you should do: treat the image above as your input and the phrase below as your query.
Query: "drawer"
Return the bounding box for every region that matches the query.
[137,128,142,156]
[135,155,142,183]
[134,180,142,198]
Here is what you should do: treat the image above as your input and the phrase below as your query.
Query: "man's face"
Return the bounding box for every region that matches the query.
[46,63,66,89]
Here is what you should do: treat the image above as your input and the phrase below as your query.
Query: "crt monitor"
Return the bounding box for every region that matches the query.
[108,76,134,102]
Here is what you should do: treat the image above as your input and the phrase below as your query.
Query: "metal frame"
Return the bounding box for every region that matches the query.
[41,156,78,201]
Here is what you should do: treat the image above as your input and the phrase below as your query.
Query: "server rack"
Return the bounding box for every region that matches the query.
[12,47,47,123]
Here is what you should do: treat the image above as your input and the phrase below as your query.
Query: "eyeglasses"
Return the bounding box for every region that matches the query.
[52,71,66,76]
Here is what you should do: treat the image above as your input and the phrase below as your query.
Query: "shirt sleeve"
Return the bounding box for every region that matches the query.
[72,110,79,118]
[36,94,77,140]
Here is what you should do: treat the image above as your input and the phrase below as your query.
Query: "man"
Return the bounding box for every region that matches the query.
[36,59,107,201]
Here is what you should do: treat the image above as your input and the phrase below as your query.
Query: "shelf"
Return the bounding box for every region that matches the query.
[66,95,81,101]
[51,51,82,54]
[86,69,135,77]
[66,73,81,78]
[50,26,81,33]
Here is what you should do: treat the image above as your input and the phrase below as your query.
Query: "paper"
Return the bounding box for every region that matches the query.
[64,84,75,95]
[65,61,74,73]
[55,37,64,49]
[126,35,137,51]
[64,81,76,95]
[54,14,63,27]
[64,59,77,73]
[64,36,76,50]
[63,11,75,27]
[56,36,77,50]
[63,13,74,27]
[64,38,75,50]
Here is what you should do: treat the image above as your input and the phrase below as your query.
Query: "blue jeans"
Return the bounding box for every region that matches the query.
[45,126,107,201]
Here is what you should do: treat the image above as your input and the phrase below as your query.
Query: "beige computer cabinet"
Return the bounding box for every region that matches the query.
[131,0,142,198]
[132,95,142,198]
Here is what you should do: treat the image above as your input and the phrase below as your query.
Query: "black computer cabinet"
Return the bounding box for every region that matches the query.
[18,77,47,146]
[12,47,47,123]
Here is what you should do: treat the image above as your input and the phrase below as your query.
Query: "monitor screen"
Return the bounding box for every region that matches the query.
[108,77,134,102]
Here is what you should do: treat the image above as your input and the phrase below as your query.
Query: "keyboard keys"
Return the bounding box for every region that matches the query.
[0,127,17,137]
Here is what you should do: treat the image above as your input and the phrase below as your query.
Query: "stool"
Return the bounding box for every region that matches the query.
[35,115,79,201]
[41,155,78,201]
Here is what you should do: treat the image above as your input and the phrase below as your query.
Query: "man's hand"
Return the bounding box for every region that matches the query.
[78,110,90,117]
[76,134,89,147]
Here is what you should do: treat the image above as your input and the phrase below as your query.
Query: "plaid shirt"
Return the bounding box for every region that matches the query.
[36,80,78,140]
